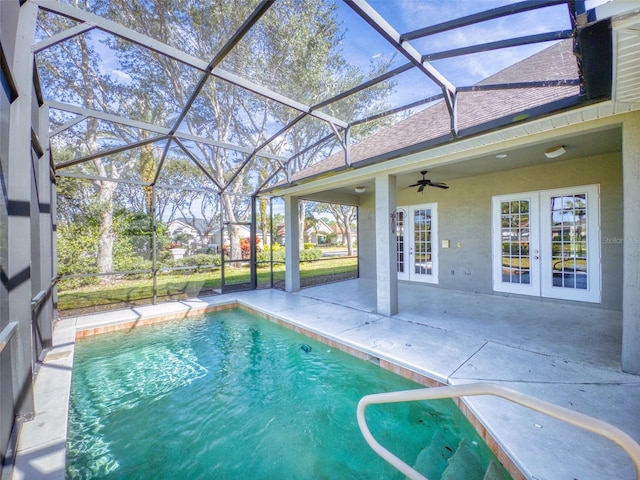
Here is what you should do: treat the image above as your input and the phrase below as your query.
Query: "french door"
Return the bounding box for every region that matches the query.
[492,185,600,303]
[396,203,438,284]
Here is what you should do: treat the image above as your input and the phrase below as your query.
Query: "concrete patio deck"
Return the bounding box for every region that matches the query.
[10,279,640,480]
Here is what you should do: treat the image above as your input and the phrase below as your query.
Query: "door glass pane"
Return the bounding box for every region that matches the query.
[500,200,531,285]
[550,194,587,290]
[395,209,405,273]
[413,208,432,275]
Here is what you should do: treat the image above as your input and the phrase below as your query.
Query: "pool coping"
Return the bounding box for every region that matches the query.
[10,293,523,480]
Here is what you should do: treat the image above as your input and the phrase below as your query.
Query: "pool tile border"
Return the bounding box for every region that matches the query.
[74,301,234,338]
[76,299,521,479]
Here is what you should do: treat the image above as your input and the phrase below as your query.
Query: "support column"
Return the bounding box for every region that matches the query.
[622,112,640,374]
[7,0,39,418]
[375,174,398,316]
[152,185,158,304]
[284,195,300,292]
[52,173,59,321]
[37,102,53,349]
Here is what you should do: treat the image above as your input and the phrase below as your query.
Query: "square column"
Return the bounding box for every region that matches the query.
[622,112,640,374]
[284,195,300,292]
[5,0,39,419]
[375,174,398,316]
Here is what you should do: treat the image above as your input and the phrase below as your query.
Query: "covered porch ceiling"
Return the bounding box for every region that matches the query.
[291,119,623,201]
[261,0,640,202]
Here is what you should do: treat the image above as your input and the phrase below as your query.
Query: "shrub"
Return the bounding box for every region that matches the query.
[257,249,285,264]
[175,254,221,268]
[304,242,315,250]
[57,272,100,290]
[113,256,152,273]
[156,250,173,264]
[299,249,322,262]
[240,236,262,259]
[57,221,99,277]
[256,248,322,264]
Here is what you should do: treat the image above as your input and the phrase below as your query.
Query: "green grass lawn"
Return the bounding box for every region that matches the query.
[58,257,358,312]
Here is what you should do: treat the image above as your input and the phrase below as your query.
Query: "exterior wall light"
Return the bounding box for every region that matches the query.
[544,145,566,158]
[354,186,366,193]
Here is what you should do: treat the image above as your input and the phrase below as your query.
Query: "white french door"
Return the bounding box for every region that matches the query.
[492,185,600,303]
[396,203,438,284]
[492,194,541,296]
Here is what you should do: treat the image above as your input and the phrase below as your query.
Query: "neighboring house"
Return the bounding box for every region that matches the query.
[213,224,252,249]
[275,218,334,246]
[167,218,253,253]
[167,219,198,244]
[304,217,334,245]
[270,19,640,375]
[330,223,357,247]
[167,218,217,251]
[274,224,286,246]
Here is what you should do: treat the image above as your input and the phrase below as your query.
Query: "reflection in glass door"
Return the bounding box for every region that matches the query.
[540,186,600,302]
[395,208,406,276]
[492,185,600,303]
[549,194,588,289]
[492,195,540,296]
[396,204,438,284]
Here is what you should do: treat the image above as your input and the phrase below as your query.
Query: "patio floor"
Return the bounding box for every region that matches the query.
[11,279,640,480]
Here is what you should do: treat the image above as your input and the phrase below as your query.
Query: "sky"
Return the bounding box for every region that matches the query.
[41,0,614,161]
[43,0,613,117]
[334,0,611,108]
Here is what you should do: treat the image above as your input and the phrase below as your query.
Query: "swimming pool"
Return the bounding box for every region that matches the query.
[66,307,510,479]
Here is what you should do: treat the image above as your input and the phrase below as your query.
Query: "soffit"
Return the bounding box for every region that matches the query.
[612,13,640,104]
[278,101,624,199]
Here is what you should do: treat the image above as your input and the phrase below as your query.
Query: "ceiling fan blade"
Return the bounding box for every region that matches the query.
[408,182,420,188]
[417,184,425,193]
[431,182,449,189]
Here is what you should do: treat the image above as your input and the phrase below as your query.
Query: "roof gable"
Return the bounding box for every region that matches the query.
[288,39,580,184]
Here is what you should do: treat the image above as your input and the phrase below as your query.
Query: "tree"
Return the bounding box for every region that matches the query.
[258,196,269,247]
[38,3,171,279]
[40,0,394,275]
[153,158,206,222]
[100,0,394,259]
[323,203,358,256]
[175,194,221,250]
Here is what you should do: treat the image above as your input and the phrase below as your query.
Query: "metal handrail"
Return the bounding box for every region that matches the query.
[357,382,640,480]
[0,322,18,355]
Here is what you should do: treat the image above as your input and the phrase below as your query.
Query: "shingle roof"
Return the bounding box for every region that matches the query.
[288,39,580,183]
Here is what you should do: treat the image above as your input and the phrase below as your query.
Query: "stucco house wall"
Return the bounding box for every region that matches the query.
[357,193,377,281]
[358,152,623,310]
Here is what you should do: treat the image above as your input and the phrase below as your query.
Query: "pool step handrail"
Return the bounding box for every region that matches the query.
[357,381,640,480]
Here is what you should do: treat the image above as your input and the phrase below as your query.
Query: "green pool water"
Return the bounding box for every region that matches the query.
[67,307,510,479]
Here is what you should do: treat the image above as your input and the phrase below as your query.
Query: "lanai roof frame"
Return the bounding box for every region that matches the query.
[32,0,584,197]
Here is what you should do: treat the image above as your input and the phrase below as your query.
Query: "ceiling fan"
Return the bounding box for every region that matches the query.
[408,171,449,192]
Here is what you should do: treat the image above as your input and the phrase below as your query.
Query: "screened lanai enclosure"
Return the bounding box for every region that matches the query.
[7,0,599,311]
[5,0,639,475]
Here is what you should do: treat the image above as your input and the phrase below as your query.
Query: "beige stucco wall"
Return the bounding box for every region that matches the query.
[357,192,378,281]
[359,153,623,310]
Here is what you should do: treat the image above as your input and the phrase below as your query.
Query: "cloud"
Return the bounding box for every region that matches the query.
[335,1,578,105]
[109,69,132,85]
